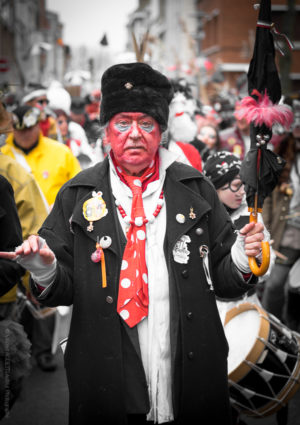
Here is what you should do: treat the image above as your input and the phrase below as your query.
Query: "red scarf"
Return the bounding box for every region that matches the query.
[112,153,159,327]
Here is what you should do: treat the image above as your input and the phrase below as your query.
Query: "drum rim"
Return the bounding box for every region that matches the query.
[236,332,300,417]
[225,302,270,383]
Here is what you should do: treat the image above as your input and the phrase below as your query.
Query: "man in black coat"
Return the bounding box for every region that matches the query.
[0,63,265,425]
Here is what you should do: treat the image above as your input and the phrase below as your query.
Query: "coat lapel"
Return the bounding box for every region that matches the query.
[70,159,125,256]
[164,165,212,256]
[70,159,141,357]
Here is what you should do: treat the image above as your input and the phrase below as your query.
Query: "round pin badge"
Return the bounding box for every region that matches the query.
[176,214,186,224]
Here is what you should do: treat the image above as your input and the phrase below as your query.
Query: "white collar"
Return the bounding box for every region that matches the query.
[108,147,177,198]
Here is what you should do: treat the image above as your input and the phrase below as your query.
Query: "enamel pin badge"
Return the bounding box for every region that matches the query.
[189,207,196,219]
[173,235,191,264]
[83,191,108,232]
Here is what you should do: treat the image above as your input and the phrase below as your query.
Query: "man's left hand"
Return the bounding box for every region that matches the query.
[240,222,264,258]
[231,221,265,273]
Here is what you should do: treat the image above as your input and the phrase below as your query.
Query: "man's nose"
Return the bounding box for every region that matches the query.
[129,121,141,139]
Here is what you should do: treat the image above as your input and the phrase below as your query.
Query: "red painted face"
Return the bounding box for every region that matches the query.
[106,112,162,175]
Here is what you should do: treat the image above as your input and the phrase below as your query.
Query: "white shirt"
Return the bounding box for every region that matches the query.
[109,147,178,423]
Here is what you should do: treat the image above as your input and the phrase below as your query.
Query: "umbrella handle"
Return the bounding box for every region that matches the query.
[248,212,270,276]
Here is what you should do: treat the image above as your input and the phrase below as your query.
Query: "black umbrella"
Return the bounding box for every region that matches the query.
[236,0,294,276]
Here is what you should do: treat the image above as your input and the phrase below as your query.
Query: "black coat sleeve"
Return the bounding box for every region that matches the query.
[0,175,25,296]
[30,183,76,306]
[203,179,258,298]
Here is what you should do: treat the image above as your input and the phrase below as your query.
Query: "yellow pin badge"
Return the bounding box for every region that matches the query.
[83,191,108,232]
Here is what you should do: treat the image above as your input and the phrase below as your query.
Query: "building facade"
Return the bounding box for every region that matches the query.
[0,0,69,90]
[126,0,300,102]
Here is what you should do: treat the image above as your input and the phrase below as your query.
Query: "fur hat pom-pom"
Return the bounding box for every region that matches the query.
[235,89,294,129]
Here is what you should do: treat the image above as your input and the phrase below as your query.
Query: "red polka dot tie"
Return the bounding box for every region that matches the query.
[111,152,160,328]
[117,174,150,328]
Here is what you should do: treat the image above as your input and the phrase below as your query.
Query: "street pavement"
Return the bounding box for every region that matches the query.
[1,350,69,425]
[2,347,300,425]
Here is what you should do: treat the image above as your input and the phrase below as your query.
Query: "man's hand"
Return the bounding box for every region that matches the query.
[0,235,55,264]
[231,221,265,274]
[240,222,264,258]
[0,235,56,287]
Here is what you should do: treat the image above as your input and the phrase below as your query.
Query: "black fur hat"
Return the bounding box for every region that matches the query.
[100,62,173,131]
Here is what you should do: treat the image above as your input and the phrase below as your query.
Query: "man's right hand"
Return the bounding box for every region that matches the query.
[0,235,57,287]
[0,235,55,264]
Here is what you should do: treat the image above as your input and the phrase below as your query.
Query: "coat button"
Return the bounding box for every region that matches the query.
[195,228,203,236]
[106,296,113,304]
[181,269,189,278]
[187,351,194,359]
[186,312,193,320]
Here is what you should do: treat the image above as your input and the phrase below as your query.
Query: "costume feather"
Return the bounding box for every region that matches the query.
[235,89,294,129]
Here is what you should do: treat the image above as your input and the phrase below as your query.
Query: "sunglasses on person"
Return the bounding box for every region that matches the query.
[36,98,49,105]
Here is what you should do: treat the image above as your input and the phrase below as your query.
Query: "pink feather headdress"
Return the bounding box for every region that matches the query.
[234,89,294,129]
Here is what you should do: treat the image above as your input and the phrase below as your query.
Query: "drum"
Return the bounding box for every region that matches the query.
[224,302,300,417]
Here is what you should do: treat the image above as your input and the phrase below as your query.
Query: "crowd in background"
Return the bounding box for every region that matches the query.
[0,74,299,420]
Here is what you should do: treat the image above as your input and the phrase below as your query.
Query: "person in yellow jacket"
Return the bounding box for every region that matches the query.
[21,83,59,140]
[1,105,81,208]
[0,152,49,309]
[1,105,81,371]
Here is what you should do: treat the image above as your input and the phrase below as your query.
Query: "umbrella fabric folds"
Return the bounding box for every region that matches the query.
[240,124,286,210]
[235,0,294,275]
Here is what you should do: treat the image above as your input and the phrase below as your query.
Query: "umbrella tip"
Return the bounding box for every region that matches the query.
[253,3,260,10]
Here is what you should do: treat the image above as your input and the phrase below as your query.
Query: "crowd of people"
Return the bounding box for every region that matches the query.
[0,59,299,424]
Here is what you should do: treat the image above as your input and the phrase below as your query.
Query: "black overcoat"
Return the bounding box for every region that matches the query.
[32,157,256,425]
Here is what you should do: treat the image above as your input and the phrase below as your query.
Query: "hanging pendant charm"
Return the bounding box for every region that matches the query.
[189,207,196,219]
[91,247,102,263]
[87,222,94,232]
[91,242,102,263]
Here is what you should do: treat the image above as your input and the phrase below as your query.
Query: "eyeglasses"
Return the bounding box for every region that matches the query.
[220,180,244,193]
[36,98,49,105]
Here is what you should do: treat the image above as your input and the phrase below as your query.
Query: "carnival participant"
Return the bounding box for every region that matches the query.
[53,108,99,169]
[0,175,32,420]
[0,63,264,425]
[219,101,251,160]
[22,83,59,140]
[191,123,221,164]
[167,78,203,171]
[1,105,81,208]
[203,151,274,314]
[0,152,48,320]
[1,105,81,372]
[70,96,101,148]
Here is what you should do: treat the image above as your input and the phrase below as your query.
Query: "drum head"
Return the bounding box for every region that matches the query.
[225,309,260,374]
[224,303,270,383]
